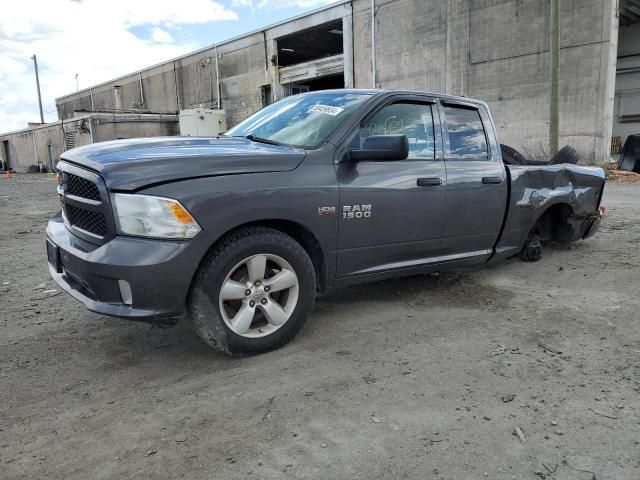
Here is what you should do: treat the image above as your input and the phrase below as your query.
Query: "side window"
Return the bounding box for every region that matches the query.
[442,105,488,159]
[360,102,435,159]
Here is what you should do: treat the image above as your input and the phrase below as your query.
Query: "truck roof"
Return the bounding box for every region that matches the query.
[301,88,487,107]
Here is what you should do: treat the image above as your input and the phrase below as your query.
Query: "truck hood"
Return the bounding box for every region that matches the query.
[60,136,306,191]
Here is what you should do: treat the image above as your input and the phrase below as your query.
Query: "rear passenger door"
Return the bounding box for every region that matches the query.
[440,101,507,262]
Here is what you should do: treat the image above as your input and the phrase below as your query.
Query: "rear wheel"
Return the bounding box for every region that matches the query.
[189,227,316,355]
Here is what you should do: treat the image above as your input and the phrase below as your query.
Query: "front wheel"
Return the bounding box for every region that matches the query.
[189,227,316,355]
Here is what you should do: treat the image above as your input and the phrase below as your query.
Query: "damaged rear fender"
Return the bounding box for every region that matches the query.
[492,164,605,260]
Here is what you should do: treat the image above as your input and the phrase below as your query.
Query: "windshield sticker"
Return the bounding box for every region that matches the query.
[310,104,344,116]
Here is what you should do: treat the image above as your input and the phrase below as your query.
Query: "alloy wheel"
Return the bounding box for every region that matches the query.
[218,253,299,338]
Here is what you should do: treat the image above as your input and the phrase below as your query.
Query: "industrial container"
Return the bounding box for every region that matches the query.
[179,108,227,136]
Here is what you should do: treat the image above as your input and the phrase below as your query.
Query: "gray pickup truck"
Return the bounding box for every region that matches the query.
[46,89,605,355]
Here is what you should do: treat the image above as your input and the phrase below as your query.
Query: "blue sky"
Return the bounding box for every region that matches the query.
[0,0,336,133]
[129,4,320,46]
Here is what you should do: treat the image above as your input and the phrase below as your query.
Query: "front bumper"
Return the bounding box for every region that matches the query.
[46,212,207,322]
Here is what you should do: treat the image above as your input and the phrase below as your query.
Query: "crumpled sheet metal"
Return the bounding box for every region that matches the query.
[493,164,605,259]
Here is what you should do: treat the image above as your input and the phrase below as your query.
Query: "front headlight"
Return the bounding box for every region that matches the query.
[112,193,201,239]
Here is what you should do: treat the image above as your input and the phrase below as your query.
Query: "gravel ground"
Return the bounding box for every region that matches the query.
[1,175,639,480]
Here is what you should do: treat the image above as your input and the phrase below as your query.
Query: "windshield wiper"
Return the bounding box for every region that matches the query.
[242,134,283,146]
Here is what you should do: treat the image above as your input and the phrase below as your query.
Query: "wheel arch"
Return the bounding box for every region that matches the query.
[529,202,575,244]
[189,219,328,303]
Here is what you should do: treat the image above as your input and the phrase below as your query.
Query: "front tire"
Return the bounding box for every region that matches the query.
[189,227,316,355]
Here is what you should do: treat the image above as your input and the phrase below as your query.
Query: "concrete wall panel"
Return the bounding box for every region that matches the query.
[469,0,549,64]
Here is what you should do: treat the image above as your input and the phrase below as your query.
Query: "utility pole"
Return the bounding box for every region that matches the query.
[31,54,44,124]
[371,0,376,88]
[75,73,79,92]
[549,0,560,156]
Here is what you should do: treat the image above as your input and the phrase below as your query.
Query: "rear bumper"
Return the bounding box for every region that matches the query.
[582,218,601,239]
[579,205,605,240]
[46,212,207,322]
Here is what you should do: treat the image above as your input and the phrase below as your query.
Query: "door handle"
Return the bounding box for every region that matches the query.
[417,177,442,187]
[482,176,503,185]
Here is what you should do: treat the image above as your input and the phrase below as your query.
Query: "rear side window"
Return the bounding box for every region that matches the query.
[443,105,488,159]
[360,102,435,159]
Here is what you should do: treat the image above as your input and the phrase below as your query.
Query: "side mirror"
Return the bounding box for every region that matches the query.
[348,134,409,162]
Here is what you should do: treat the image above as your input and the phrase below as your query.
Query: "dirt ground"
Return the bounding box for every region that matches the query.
[1,175,639,480]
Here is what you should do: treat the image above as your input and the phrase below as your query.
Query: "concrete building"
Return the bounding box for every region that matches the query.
[2,0,639,172]
[0,113,177,172]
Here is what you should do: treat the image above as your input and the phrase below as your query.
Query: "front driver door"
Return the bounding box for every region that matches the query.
[336,98,446,278]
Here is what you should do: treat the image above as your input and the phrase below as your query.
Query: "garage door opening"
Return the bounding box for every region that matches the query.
[283,74,345,96]
[612,1,640,158]
[2,140,11,171]
[277,19,345,95]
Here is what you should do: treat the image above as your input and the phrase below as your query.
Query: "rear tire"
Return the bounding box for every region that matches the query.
[549,145,580,165]
[500,144,527,165]
[189,227,316,355]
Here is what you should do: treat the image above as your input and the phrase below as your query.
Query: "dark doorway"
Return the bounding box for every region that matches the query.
[297,74,344,91]
[283,74,344,97]
[260,85,272,108]
[277,19,343,67]
[1,140,11,171]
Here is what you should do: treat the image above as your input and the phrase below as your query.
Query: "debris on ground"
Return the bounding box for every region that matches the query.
[604,157,640,183]
[513,427,526,443]
[586,408,619,420]
[501,393,516,403]
[488,344,507,356]
[610,169,640,177]
[538,342,562,354]
[261,396,275,421]
[563,458,597,478]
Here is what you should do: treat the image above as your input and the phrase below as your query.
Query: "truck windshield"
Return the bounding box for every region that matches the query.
[225,91,373,149]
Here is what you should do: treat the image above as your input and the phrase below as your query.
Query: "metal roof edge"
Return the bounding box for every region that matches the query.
[0,112,178,137]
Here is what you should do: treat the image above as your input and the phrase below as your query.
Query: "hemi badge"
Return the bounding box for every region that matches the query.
[318,206,336,216]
